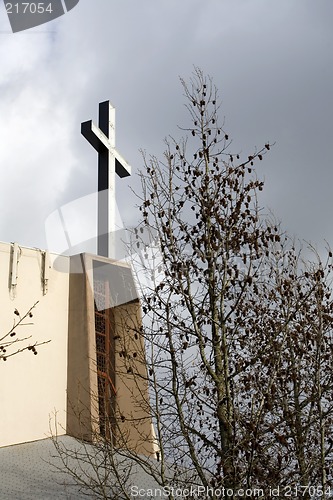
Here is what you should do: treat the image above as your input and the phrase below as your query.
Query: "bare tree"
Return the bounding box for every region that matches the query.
[54,69,333,499]
[0,302,50,361]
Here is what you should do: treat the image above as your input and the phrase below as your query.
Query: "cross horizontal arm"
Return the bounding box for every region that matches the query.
[81,120,131,177]
[114,152,131,178]
[81,120,109,153]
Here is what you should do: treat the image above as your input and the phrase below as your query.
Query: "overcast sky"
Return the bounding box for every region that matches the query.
[0,0,332,256]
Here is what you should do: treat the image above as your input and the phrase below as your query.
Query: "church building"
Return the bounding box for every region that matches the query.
[0,102,158,498]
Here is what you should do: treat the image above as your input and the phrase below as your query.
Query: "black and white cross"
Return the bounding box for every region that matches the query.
[81,101,131,258]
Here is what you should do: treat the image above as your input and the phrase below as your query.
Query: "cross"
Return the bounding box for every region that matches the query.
[81,101,131,258]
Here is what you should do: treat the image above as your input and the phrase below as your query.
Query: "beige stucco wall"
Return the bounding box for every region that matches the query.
[66,253,99,440]
[114,301,159,457]
[0,244,157,456]
[0,242,70,448]
[66,253,158,457]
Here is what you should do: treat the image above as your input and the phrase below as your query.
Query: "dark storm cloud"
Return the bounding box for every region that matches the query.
[0,0,332,250]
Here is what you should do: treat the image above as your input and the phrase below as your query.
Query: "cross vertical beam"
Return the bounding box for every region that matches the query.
[81,101,131,258]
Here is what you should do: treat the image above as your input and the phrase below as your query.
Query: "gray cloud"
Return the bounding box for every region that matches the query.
[0,0,332,251]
